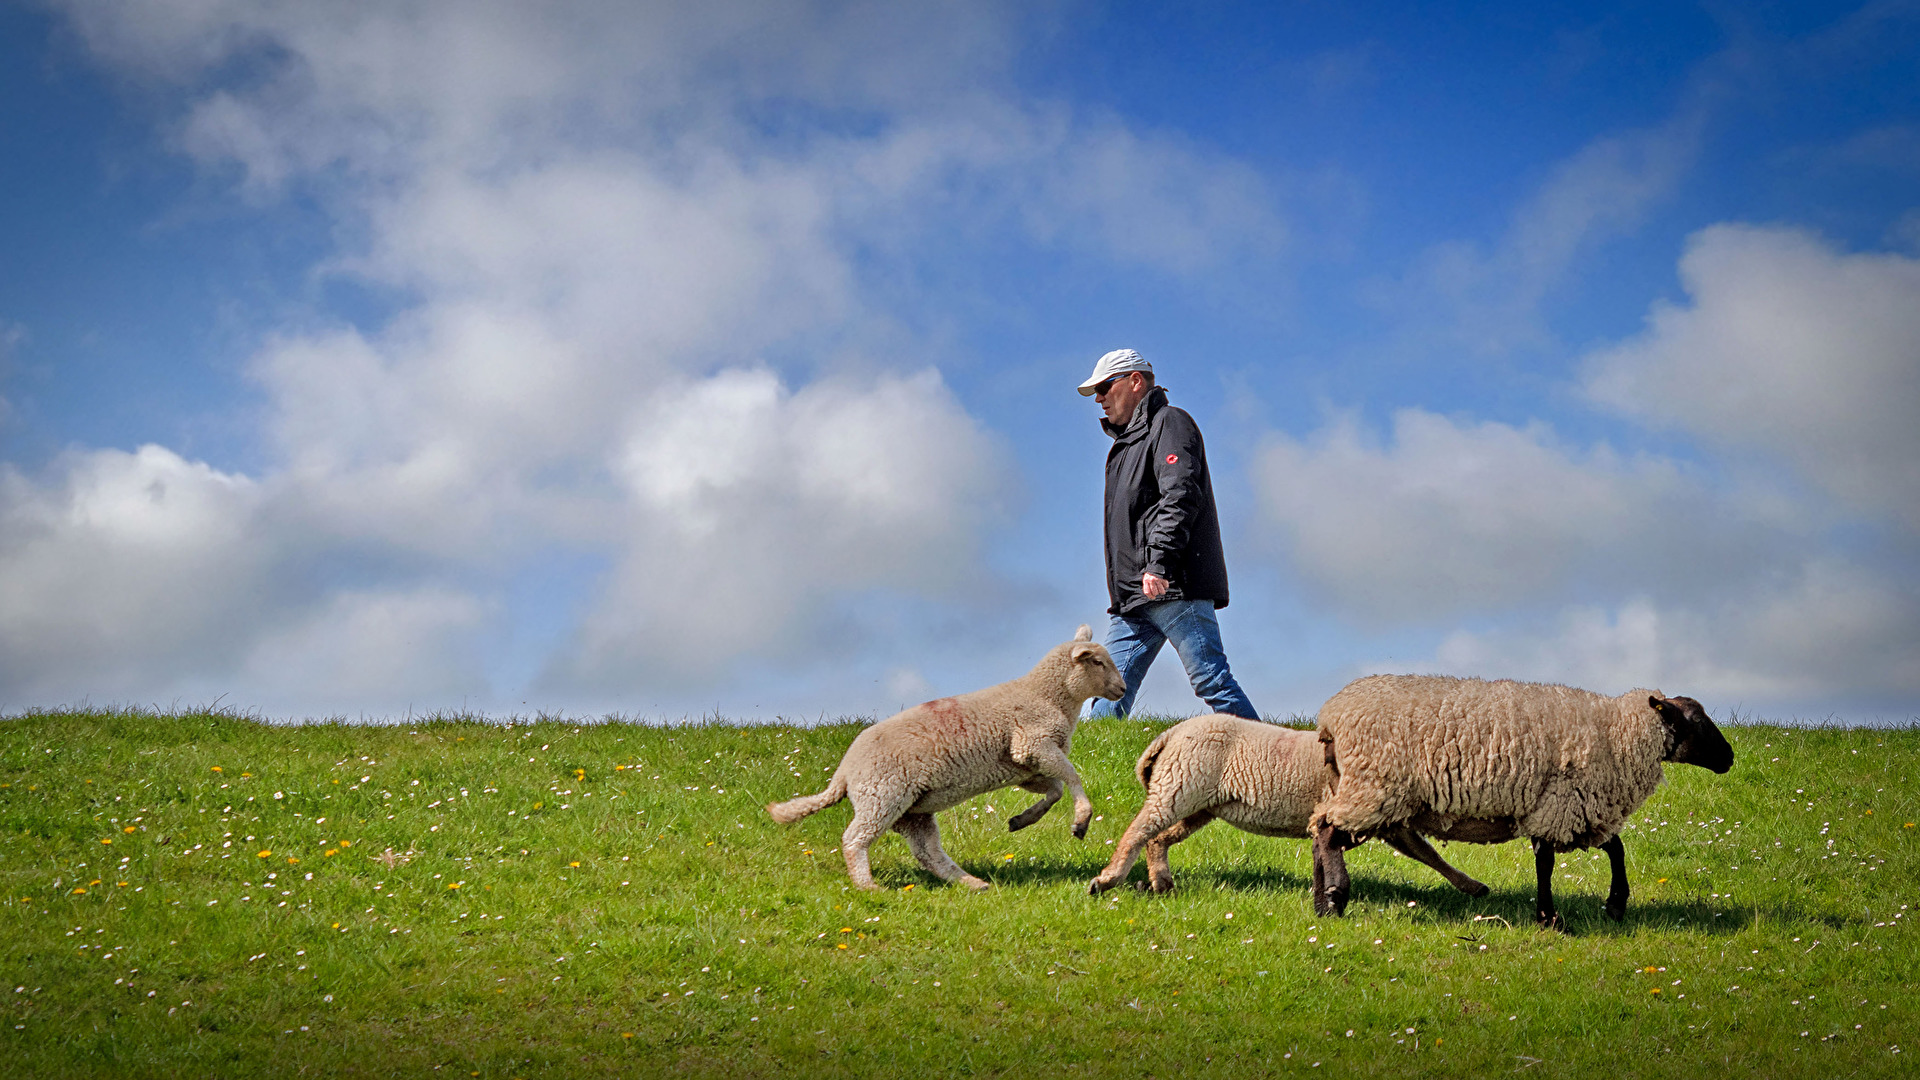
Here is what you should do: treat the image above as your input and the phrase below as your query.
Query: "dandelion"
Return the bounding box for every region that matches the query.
[840,927,853,933]
[324,850,337,857]
[116,882,127,887]
[570,862,580,868]
[258,850,272,858]
[339,840,351,848]
[837,943,848,950]
[122,826,136,834]
[211,767,222,773]
[1651,988,1662,995]
[286,857,299,864]
[100,839,111,845]
[448,882,463,890]
[71,888,85,895]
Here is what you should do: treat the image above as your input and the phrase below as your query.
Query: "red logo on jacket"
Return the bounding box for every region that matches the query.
[1165,454,1178,464]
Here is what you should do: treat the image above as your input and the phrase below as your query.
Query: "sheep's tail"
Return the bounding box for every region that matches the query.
[1135,728,1177,788]
[767,772,847,824]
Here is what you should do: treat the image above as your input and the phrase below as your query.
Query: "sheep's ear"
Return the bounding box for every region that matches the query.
[1648,694,1671,715]
[1073,624,1093,642]
[1070,643,1099,663]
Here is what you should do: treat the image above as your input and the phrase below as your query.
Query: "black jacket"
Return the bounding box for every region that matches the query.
[1101,386,1230,615]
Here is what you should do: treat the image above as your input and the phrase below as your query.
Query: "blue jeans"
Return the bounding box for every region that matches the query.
[1087,599,1258,720]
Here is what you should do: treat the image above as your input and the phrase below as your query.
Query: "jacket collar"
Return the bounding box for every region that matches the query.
[1101,385,1167,442]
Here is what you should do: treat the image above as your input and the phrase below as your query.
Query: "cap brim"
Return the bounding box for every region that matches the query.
[1076,379,1102,396]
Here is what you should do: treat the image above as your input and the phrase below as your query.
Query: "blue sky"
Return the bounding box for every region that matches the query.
[2,1,1916,723]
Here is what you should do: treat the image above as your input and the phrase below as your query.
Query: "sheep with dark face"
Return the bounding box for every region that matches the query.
[767,625,1126,891]
[1309,675,1734,928]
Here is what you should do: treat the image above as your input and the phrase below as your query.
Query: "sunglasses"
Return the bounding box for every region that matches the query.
[1094,373,1134,396]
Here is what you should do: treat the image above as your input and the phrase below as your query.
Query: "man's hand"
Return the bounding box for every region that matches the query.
[1142,572,1169,600]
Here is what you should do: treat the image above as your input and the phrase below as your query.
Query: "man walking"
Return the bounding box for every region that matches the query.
[1079,348,1258,720]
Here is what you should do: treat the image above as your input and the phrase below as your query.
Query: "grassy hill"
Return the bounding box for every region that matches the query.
[0,709,1913,1077]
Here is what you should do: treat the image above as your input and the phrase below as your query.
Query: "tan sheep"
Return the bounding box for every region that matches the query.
[1310,674,1734,927]
[1086,714,1487,897]
[767,625,1126,890]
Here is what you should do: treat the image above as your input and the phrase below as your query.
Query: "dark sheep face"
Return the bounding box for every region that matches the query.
[1651,695,1734,774]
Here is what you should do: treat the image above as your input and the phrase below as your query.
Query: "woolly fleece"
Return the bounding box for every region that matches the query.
[1087,715,1324,893]
[1311,674,1669,852]
[767,625,1125,890]
[1089,714,1483,896]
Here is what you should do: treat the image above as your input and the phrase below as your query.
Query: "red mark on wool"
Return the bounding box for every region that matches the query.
[921,697,969,740]
[1165,454,1178,464]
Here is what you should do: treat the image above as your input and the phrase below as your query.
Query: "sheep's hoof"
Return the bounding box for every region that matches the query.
[963,878,992,892]
[1007,815,1036,832]
[1604,902,1625,922]
[1315,888,1348,917]
[1537,910,1566,932]
[1463,879,1491,898]
[1072,821,1089,840]
[1147,877,1175,894]
[1087,878,1109,896]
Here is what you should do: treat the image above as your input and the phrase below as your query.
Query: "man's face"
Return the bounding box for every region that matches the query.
[1094,371,1148,425]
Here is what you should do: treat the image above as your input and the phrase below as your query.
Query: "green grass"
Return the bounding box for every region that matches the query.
[0,709,1914,1077]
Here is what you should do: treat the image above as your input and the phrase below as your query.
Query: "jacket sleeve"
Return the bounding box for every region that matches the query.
[1142,409,1206,580]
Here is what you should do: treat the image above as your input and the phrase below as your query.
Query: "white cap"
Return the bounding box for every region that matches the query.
[1077,348,1153,396]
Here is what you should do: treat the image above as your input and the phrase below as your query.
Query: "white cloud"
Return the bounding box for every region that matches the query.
[1429,557,1920,714]
[0,443,510,711]
[559,367,1007,691]
[0,445,270,703]
[28,3,1277,711]
[1583,224,1920,530]
[1387,104,1707,354]
[0,321,22,427]
[1251,407,1783,623]
[1253,224,1920,715]
[209,586,495,717]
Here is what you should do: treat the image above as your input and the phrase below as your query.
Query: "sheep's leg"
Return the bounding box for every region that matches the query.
[1012,742,1094,839]
[1311,822,1351,916]
[1008,777,1064,832]
[1533,839,1564,931]
[841,816,892,892]
[1088,791,1199,895]
[1380,825,1489,897]
[1143,811,1214,894]
[1601,835,1629,922]
[895,813,990,891]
